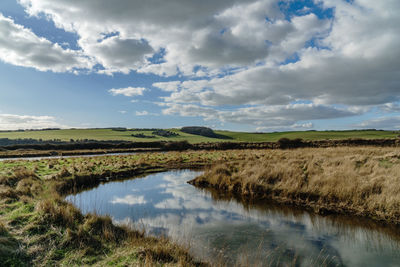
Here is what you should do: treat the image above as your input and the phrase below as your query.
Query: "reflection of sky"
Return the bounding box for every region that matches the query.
[66,170,400,266]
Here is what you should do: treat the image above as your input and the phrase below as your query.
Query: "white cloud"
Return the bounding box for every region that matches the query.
[118,110,127,114]
[135,111,148,116]
[17,0,329,74]
[381,103,400,113]
[161,103,358,128]
[356,116,400,130]
[161,44,400,107]
[135,110,158,116]
[293,122,313,129]
[256,122,313,132]
[0,113,67,130]
[109,87,147,97]
[85,36,154,74]
[0,13,92,72]
[153,81,181,92]
[137,62,179,77]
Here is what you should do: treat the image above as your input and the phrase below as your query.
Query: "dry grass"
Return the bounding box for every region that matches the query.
[190,147,400,224]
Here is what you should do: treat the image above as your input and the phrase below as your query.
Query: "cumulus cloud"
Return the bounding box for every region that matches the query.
[256,122,313,132]
[161,45,400,107]
[381,103,400,113]
[85,36,154,74]
[17,0,329,74]
[0,13,92,72]
[356,116,400,130]
[153,81,181,92]
[109,87,146,97]
[0,113,67,130]
[161,103,358,129]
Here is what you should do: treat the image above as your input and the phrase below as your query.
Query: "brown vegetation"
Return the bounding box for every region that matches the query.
[190,147,400,224]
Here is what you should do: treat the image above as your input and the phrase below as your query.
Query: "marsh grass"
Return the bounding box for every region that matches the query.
[190,147,400,224]
[0,151,232,266]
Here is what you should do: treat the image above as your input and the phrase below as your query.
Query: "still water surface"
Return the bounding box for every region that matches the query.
[66,170,400,266]
[0,152,138,161]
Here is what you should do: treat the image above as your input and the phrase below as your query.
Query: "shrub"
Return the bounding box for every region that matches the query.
[277,138,304,149]
[152,129,179,137]
[131,133,156,138]
[162,141,192,151]
[181,126,232,139]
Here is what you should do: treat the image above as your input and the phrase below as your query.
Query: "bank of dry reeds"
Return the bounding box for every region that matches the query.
[1,137,400,159]
[190,147,400,224]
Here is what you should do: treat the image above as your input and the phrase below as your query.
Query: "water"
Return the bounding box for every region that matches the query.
[66,170,400,266]
[0,152,139,161]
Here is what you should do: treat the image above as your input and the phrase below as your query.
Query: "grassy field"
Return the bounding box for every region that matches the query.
[217,129,400,142]
[0,128,220,143]
[0,128,399,143]
[191,147,400,224]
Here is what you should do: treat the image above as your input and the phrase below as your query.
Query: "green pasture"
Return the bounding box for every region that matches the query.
[0,128,398,143]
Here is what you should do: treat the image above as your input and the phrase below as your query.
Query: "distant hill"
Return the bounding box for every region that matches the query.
[0,128,399,145]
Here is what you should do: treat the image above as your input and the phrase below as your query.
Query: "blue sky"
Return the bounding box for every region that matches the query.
[0,0,399,131]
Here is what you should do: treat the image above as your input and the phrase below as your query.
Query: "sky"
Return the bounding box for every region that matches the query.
[0,0,399,131]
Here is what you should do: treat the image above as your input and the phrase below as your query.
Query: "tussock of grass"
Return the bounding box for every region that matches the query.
[0,222,5,234]
[0,221,29,266]
[36,198,83,228]
[0,185,19,200]
[190,147,400,224]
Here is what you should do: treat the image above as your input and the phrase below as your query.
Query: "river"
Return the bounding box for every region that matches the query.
[66,170,400,266]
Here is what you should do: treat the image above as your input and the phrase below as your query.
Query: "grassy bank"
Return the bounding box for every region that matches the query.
[0,150,247,266]
[1,128,399,143]
[190,147,400,225]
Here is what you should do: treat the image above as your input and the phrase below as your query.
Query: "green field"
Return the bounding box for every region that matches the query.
[0,128,399,143]
[217,130,400,142]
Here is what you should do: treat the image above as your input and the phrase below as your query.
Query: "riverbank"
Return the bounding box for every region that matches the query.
[189,147,400,225]
[1,151,243,266]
